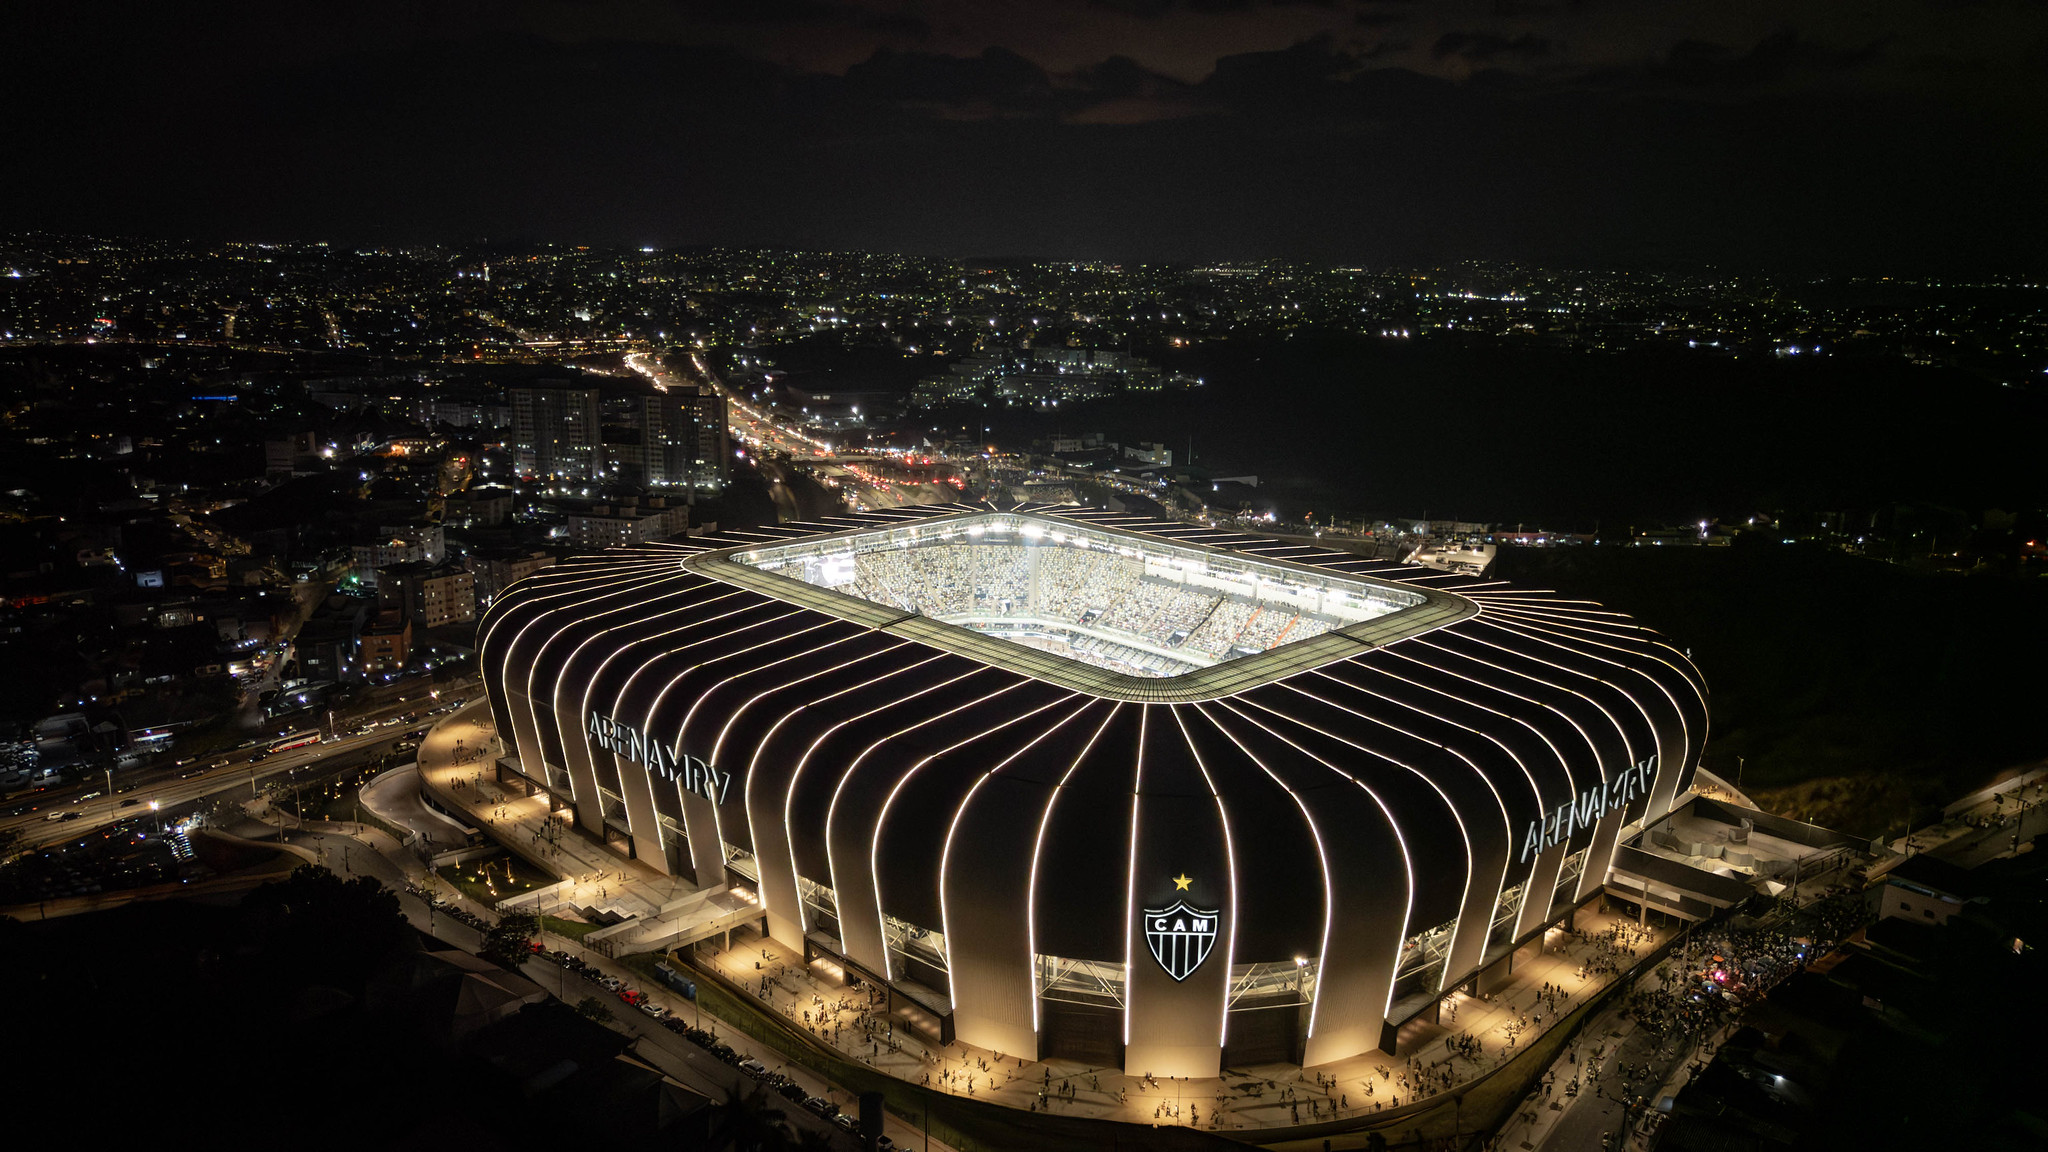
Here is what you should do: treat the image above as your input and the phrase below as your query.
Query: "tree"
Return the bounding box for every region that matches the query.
[710,1082,794,1152]
[237,865,411,992]
[479,910,539,970]
[574,995,614,1024]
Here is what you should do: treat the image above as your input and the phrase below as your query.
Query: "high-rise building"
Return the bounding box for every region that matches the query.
[633,386,727,491]
[510,383,602,481]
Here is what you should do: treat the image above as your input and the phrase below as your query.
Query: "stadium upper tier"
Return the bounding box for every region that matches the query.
[730,514,1426,679]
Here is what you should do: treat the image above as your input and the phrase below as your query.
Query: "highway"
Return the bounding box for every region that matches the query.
[2,676,480,852]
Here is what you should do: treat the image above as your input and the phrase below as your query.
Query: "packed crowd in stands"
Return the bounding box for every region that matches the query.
[828,542,1343,668]
[846,544,1030,616]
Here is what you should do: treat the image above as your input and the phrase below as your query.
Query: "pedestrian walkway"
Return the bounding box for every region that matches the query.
[1896,767,2048,868]
[690,913,1672,1134]
[412,702,701,924]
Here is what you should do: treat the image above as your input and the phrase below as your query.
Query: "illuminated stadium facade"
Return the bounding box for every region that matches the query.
[480,505,1706,1077]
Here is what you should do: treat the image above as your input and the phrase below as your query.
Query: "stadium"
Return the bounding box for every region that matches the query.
[479,505,1706,1078]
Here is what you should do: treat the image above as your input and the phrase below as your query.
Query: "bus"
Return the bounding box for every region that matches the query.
[265,731,322,756]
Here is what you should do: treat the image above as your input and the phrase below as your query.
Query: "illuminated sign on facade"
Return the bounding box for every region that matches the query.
[1144,898,1221,981]
[586,711,731,804]
[1519,755,1658,864]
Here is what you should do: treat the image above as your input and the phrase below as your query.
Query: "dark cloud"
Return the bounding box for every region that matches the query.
[668,0,854,23]
[1431,30,1555,64]
[1201,34,1361,108]
[1574,28,1889,93]
[1090,0,1344,16]
[861,12,934,40]
[841,45,1057,114]
[1076,53,1192,100]
[0,2,2040,270]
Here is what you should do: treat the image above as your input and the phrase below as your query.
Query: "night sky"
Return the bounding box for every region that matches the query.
[7,1,2045,268]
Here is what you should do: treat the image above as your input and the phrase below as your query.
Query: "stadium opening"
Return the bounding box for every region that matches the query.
[478,504,1707,1079]
[727,512,1434,684]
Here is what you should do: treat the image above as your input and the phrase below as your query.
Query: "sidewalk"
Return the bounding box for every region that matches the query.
[689,912,1673,1135]
[413,702,700,922]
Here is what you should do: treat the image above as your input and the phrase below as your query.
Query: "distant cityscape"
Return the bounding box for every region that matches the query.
[0,230,2039,1017]
[4,233,2044,384]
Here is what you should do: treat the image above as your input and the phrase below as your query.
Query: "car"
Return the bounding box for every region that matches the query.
[392,740,418,754]
[833,1114,858,1134]
[77,791,101,802]
[58,811,82,821]
[637,1002,669,1019]
[803,1097,837,1119]
[119,798,141,807]
[45,811,67,821]
[738,1058,768,1077]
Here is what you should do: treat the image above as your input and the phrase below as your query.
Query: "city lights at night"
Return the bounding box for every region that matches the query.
[3,4,2046,1151]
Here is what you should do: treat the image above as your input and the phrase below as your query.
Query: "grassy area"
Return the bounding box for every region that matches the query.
[435,853,552,905]
[541,915,599,940]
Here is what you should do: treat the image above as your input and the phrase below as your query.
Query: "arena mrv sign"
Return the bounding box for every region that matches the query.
[586,711,731,804]
[1519,755,1658,864]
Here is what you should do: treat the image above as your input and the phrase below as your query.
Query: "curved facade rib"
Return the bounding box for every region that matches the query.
[480,503,1705,1076]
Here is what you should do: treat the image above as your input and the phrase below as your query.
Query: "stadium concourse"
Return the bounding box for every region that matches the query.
[413,694,1680,1136]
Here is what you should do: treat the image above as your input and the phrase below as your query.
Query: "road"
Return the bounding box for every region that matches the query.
[1518,996,1693,1152]
[288,818,909,1150]
[2,678,479,851]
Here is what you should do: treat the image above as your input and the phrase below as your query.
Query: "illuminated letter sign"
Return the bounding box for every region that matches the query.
[586,711,731,804]
[1519,755,1659,864]
[1143,899,1221,981]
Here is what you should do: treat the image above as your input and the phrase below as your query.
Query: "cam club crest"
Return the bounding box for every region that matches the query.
[1144,897,1221,982]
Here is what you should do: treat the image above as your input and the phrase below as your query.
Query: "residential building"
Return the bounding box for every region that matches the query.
[511,383,602,481]
[632,387,727,491]
[379,561,477,629]
[472,549,557,607]
[358,610,412,676]
[561,498,689,549]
